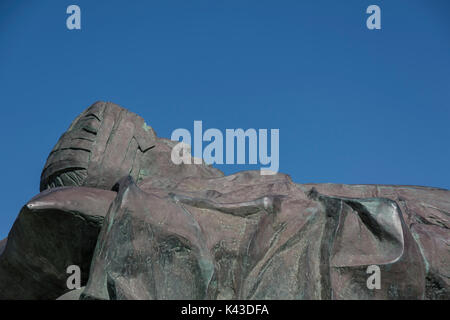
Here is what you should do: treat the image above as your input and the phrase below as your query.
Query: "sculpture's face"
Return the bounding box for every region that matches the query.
[40,101,156,191]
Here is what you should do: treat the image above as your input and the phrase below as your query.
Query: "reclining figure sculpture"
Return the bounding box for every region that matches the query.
[0,102,448,300]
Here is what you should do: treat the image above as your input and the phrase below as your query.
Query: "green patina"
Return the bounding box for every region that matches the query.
[138,168,150,181]
[411,230,430,273]
[142,122,152,132]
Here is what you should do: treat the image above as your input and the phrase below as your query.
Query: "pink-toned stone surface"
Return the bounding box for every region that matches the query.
[300,183,450,299]
[1,102,448,300]
[81,173,446,300]
[0,187,116,299]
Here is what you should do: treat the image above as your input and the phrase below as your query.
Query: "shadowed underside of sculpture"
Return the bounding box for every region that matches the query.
[0,101,448,300]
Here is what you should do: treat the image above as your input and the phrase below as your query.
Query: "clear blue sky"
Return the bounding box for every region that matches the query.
[0,0,449,238]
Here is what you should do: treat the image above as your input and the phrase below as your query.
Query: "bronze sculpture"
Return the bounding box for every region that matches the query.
[0,102,448,299]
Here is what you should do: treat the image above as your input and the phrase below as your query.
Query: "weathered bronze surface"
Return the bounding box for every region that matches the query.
[0,102,448,300]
